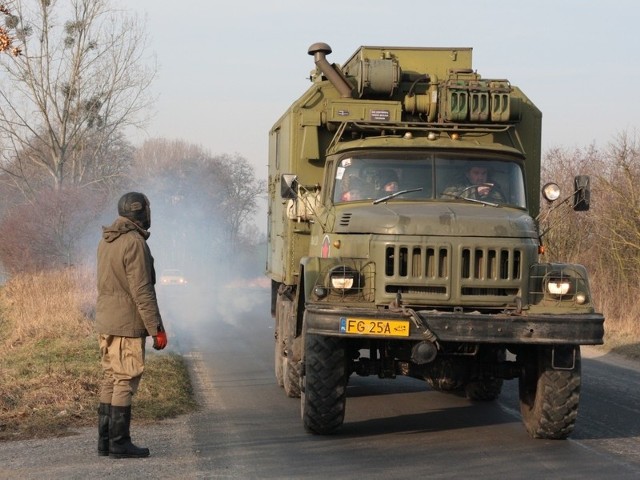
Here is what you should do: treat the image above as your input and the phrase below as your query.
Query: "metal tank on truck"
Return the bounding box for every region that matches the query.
[267,42,604,439]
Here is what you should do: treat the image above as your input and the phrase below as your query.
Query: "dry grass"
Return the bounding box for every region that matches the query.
[0,267,197,441]
[591,280,640,359]
[1,268,95,349]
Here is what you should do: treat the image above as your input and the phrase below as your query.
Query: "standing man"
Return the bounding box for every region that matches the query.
[96,192,167,458]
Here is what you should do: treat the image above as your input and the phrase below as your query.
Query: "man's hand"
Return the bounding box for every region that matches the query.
[476,183,494,197]
[153,327,167,350]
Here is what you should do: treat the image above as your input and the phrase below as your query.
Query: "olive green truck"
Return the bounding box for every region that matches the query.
[267,42,604,439]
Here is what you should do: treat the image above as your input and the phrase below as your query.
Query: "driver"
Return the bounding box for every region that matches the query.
[442,164,505,202]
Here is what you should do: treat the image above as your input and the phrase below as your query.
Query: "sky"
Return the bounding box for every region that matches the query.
[125,0,640,231]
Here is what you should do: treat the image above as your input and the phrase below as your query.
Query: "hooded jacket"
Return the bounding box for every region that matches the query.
[96,216,163,337]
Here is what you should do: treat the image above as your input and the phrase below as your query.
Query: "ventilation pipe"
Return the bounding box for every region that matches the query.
[308,42,353,98]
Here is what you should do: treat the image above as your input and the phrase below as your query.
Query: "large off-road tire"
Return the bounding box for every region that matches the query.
[273,301,284,387]
[274,318,284,388]
[283,356,301,398]
[301,334,348,434]
[519,346,581,439]
[465,377,503,401]
[276,295,301,398]
[425,357,465,393]
[465,347,505,401]
[426,376,463,392]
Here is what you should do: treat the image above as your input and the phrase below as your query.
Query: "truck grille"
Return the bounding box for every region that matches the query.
[385,245,449,279]
[460,247,521,281]
[381,242,523,304]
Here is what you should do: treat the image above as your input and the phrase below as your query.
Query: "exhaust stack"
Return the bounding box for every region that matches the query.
[308,42,353,98]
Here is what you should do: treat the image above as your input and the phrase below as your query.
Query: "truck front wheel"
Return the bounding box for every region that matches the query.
[301,334,348,434]
[519,346,581,439]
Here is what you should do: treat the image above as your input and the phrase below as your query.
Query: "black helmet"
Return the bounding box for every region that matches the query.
[118,192,151,230]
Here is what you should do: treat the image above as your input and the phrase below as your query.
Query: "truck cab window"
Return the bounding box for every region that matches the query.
[332,155,525,208]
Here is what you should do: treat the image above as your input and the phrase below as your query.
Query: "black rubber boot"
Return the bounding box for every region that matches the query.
[109,405,150,458]
[98,403,110,456]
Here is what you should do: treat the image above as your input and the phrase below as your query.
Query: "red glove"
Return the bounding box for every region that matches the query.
[153,329,167,350]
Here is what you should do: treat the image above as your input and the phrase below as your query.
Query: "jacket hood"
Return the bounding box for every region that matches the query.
[102,216,150,242]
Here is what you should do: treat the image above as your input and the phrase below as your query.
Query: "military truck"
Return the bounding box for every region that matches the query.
[267,42,604,439]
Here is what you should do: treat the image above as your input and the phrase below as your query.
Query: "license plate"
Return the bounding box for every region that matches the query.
[339,317,410,337]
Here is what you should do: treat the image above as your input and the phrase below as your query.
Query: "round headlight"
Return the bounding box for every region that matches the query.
[542,182,561,202]
[548,280,570,295]
[328,265,361,293]
[546,276,572,296]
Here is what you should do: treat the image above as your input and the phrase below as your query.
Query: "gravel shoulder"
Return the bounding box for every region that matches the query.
[0,415,202,480]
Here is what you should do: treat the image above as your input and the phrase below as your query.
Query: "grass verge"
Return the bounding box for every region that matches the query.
[0,267,197,442]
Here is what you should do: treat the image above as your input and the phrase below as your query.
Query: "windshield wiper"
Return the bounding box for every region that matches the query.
[441,184,501,207]
[372,187,423,205]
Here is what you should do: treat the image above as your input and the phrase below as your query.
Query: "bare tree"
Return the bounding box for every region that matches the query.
[540,144,601,265]
[131,139,264,276]
[0,0,155,196]
[594,131,640,282]
[216,153,263,246]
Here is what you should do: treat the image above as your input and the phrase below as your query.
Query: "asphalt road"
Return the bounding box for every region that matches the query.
[2,287,640,479]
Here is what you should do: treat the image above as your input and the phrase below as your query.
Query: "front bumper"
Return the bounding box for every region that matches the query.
[304,305,604,345]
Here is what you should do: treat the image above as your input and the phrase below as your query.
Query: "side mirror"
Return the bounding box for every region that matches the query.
[281,174,298,199]
[573,175,590,211]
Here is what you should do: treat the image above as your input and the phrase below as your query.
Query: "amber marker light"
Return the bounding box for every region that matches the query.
[450,133,460,140]
[333,240,341,249]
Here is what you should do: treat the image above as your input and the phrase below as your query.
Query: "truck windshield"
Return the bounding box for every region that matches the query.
[333,154,526,208]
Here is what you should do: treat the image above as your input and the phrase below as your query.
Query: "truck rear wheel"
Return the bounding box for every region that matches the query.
[301,334,348,434]
[275,327,301,397]
[283,356,301,398]
[465,378,503,401]
[519,346,581,439]
[465,347,505,401]
[274,319,284,388]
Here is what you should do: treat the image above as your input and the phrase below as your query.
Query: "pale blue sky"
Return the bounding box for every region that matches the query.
[127,0,639,225]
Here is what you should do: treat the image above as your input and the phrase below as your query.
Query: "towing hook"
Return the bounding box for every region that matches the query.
[389,291,403,311]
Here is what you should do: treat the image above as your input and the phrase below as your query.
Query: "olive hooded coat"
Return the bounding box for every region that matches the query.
[96,216,164,337]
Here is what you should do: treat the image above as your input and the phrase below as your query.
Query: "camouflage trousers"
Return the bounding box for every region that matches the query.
[98,334,146,407]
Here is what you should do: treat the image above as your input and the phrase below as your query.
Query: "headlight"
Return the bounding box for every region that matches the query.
[547,277,571,296]
[331,276,354,289]
[328,266,361,293]
[542,182,561,202]
[547,279,571,295]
